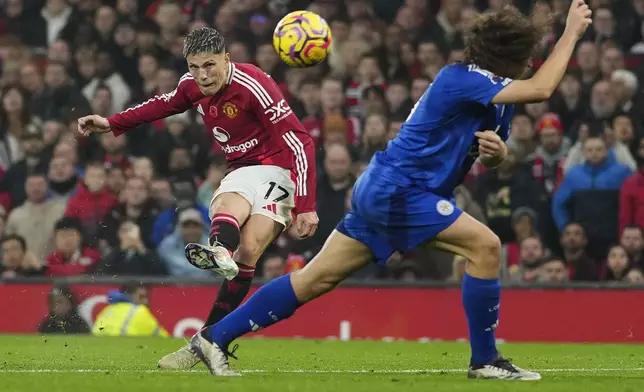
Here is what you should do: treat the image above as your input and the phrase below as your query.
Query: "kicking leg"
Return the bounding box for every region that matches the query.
[159,192,251,370]
[191,230,373,376]
[428,212,540,381]
[185,192,252,279]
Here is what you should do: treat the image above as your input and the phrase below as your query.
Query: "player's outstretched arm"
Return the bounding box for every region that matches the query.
[492,0,592,104]
[96,75,194,137]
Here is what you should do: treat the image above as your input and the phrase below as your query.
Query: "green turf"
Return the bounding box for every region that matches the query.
[1,335,644,391]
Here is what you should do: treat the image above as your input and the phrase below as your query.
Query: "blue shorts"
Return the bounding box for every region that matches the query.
[336,165,463,264]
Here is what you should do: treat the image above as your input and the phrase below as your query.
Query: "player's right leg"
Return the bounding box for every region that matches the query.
[426,212,540,381]
[191,230,374,376]
[158,191,251,370]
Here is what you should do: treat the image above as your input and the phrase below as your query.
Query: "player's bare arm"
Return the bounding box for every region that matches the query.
[491,0,592,104]
[476,130,507,168]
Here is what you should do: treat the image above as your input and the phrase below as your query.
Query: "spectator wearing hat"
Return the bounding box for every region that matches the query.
[5,173,65,260]
[0,234,45,278]
[46,217,100,276]
[157,208,212,278]
[37,285,90,334]
[554,136,633,257]
[0,117,50,209]
[527,113,571,195]
[619,137,644,233]
[65,161,119,241]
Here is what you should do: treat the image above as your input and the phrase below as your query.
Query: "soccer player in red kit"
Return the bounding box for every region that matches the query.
[77,27,319,369]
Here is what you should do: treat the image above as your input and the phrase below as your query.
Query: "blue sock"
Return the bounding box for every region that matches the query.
[207,274,300,349]
[461,273,500,366]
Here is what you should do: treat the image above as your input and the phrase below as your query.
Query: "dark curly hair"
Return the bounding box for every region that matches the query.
[464,5,548,79]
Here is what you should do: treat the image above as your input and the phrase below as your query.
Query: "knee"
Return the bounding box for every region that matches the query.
[473,233,502,270]
[292,268,342,301]
[236,239,263,266]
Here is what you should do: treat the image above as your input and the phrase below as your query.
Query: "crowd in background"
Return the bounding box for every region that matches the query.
[0,0,643,284]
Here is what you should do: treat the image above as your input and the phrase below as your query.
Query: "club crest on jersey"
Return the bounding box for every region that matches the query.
[222,102,238,119]
[209,106,217,117]
[436,200,454,216]
[212,126,230,143]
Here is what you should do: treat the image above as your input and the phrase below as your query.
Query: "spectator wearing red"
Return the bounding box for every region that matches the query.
[302,76,359,146]
[345,52,386,117]
[46,217,100,277]
[528,113,571,195]
[619,137,644,233]
[65,161,119,235]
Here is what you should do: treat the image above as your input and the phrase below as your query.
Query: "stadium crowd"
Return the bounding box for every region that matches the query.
[0,0,642,285]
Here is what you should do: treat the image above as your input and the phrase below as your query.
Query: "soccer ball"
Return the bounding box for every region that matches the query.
[273,10,332,67]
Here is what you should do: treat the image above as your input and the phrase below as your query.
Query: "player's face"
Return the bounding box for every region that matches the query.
[187,52,230,96]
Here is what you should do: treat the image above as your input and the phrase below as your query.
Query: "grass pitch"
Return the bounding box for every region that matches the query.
[1,335,643,391]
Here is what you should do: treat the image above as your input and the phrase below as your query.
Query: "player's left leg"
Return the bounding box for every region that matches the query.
[426,212,541,381]
[191,230,374,376]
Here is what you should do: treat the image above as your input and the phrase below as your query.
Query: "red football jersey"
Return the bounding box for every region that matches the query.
[108,62,317,213]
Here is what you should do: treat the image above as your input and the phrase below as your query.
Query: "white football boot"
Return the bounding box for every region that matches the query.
[467,355,541,381]
[185,242,239,280]
[190,330,240,376]
[157,344,201,369]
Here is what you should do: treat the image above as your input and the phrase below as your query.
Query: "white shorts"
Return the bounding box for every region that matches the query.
[211,165,296,228]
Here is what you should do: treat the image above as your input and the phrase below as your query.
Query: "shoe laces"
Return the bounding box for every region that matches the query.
[494,357,518,373]
[225,344,239,361]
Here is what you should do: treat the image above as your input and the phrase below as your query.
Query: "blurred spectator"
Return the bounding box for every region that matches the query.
[262,253,285,281]
[100,176,159,249]
[0,234,44,278]
[37,285,90,335]
[619,138,644,232]
[197,156,226,207]
[610,70,640,116]
[600,244,631,281]
[559,222,599,281]
[508,236,545,283]
[157,208,212,278]
[92,283,169,336]
[553,136,632,257]
[5,173,65,260]
[305,143,354,254]
[503,207,539,267]
[360,112,389,159]
[537,257,569,283]
[506,114,537,160]
[47,156,79,202]
[99,132,131,172]
[152,175,209,246]
[132,157,155,184]
[474,149,546,243]
[620,225,644,268]
[625,268,644,283]
[46,217,101,276]
[94,221,166,277]
[106,166,126,194]
[154,114,210,177]
[565,122,637,172]
[0,120,50,208]
[528,113,570,195]
[150,177,174,211]
[64,161,119,238]
[32,61,91,120]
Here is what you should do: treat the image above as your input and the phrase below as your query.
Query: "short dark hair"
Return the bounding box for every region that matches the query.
[464,6,547,79]
[1,234,26,251]
[183,27,225,58]
[85,161,105,171]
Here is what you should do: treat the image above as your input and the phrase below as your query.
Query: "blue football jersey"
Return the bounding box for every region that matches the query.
[374,63,515,197]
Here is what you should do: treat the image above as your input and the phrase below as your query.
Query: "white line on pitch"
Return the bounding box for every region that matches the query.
[0,368,643,374]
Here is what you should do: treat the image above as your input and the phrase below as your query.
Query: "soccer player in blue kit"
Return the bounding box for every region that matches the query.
[188,1,592,379]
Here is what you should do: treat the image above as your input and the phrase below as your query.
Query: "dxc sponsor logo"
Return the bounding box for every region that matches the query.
[264,99,292,124]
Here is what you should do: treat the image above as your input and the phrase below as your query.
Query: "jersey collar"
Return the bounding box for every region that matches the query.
[226,62,235,85]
